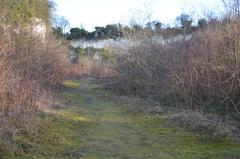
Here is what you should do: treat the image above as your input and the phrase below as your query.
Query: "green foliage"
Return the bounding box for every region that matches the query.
[73,47,114,63]
[105,24,122,39]
[52,27,64,38]
[7,0,32,24]
[0,0,50,25]
[68,27,89,40]
[75,47,84,55]
[82,47,98,56]
[100,48,115,63]
[198,19,207,29]
[66,24,123,40]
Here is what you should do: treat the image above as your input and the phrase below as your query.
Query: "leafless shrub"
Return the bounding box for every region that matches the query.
[68,50,115,79]
[170,111,240,140]
[0,25,68,147]
[112,17,240,120]
[171,19,240,114]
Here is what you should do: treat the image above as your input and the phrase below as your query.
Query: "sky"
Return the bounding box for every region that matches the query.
[54,0,224,31]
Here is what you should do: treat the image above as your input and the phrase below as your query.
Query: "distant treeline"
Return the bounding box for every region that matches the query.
[53,24,123,40]
[52,14,214,40]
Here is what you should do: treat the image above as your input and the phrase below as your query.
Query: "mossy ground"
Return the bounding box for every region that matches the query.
[2,79,240,159]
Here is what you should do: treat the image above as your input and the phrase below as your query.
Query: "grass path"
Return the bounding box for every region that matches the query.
[5,79,240,158]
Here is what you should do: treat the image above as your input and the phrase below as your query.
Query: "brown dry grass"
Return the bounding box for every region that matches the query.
[68,53,115,79]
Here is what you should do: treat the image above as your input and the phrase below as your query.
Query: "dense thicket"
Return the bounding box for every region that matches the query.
[112,17,240,120]
[0,0,68,150]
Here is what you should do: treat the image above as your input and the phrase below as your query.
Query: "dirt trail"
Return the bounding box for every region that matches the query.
[58,79,240,159]
[7,79,240,159]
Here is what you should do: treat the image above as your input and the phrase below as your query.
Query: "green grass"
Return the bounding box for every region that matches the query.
[2,79,240,159]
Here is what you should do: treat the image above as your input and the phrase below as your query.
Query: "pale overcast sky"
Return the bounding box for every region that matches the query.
[54,0,224,31]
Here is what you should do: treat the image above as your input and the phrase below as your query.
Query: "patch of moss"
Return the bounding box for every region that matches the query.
[63,81,81,88]
[2,79,240,159]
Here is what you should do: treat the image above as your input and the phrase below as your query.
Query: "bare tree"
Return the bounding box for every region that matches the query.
[176,14,193,33]
[54,16,70,34]
[222,0,240,15]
